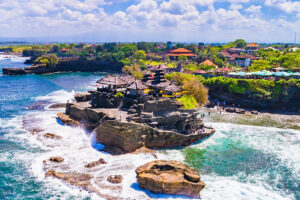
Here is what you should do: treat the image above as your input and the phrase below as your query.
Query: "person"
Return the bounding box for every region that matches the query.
[208,111,210,116]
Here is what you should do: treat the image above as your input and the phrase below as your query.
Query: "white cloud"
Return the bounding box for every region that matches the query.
[0,0,299,42]
[265,0,300,14]
[245,5,262,13]
[229,4,243,10]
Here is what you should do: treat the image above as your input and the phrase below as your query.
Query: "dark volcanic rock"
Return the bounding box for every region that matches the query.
[84,158,107,168]
[107,175,123,184]
[74,92,92,102]
[49,156,64,163]
[136,160,205,198]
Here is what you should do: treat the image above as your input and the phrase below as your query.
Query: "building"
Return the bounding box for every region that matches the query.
[244,43,259,54]
[229,54,257,67]
[167,48,196,59]
[127,80,148,96]
[201,59,218,68]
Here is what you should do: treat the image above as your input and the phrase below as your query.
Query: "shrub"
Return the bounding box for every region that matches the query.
[115,92,124,98]
[182,78,209,106]
[177,95,198,109]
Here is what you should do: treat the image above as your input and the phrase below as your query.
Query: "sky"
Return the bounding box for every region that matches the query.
[0,0,299,43]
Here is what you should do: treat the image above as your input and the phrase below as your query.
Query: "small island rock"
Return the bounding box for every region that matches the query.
[84,158,107,168]
[49,156,64,163]
[107,175,123,184]
[136,160,205,198]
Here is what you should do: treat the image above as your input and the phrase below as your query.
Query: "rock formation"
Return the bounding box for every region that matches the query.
[43,133,62,140]
[49,103,66,109]
[84,158,107,168]
[136,160,205,198]
[57,112,80,126]
[74,92,92,102]
[96,120,214,153]
[107,175,123,184]
[49,156,64,163]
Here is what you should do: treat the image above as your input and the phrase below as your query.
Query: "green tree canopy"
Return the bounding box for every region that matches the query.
[178,55,188,62]
[234,39,247,48]
[134,50,146,60]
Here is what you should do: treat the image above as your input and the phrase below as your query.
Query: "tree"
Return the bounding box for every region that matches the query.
[120,44,137,57]
[34,54,58,68]
[248,60,272,71]
[175,43,184,48]
[134,50,146,60]
[186,44,199,54]
[178,55,188,62]
[53,45,60,53]
[234,39,247,48]
[96,45,104,53]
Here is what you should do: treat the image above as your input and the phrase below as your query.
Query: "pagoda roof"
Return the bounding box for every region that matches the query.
[164,84,181,92]
[128,80,148,90]
[97,75,127,86]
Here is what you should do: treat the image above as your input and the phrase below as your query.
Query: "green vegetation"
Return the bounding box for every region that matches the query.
[248,60,272,71]
[201,76,300,99]
[115,92,124,98]
[177,95,198,109]
[34,54,58,68]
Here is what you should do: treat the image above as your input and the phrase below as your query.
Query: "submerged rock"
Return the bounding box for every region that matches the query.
[84,158,107,168]
[49,103,66,109]
[45,170,93,188]
[136,160,205,198]
[43,133,62,140]
[107,175,123,184]
[57,112,80,126]
[49,156,64,163]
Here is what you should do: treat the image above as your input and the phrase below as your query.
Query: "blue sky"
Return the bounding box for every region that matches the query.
[0,0,299,42]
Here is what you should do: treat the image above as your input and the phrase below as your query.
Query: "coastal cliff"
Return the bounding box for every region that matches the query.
[2,58,124,75]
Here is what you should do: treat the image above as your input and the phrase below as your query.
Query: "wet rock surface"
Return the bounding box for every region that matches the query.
[43,133,62,140]
[84,158,107,168]
[49,156,64,163]
[107,175,123,184]
[57,112,80,126]
[49,103,67,109]
[136,160,205,198]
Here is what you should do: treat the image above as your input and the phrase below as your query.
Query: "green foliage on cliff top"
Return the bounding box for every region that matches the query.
[34,54,58,68]
[177,95,198,109]
[202,76,300,99]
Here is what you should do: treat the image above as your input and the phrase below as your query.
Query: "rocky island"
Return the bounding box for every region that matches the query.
[53,71,214,198]
[60,70,215,154]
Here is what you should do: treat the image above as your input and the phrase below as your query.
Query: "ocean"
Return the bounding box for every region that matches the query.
[0,56,299,200]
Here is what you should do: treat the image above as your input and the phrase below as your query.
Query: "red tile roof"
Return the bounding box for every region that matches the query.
[201,59,218,67]
[167,48,196,57]
[247,42,259,47]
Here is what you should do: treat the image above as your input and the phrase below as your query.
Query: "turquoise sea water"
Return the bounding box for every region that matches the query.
[0,57,299,200]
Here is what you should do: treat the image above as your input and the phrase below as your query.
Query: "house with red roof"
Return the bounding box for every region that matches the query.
[244,42,259,54]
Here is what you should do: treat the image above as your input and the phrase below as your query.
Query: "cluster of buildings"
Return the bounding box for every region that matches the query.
[221,43,259,67]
